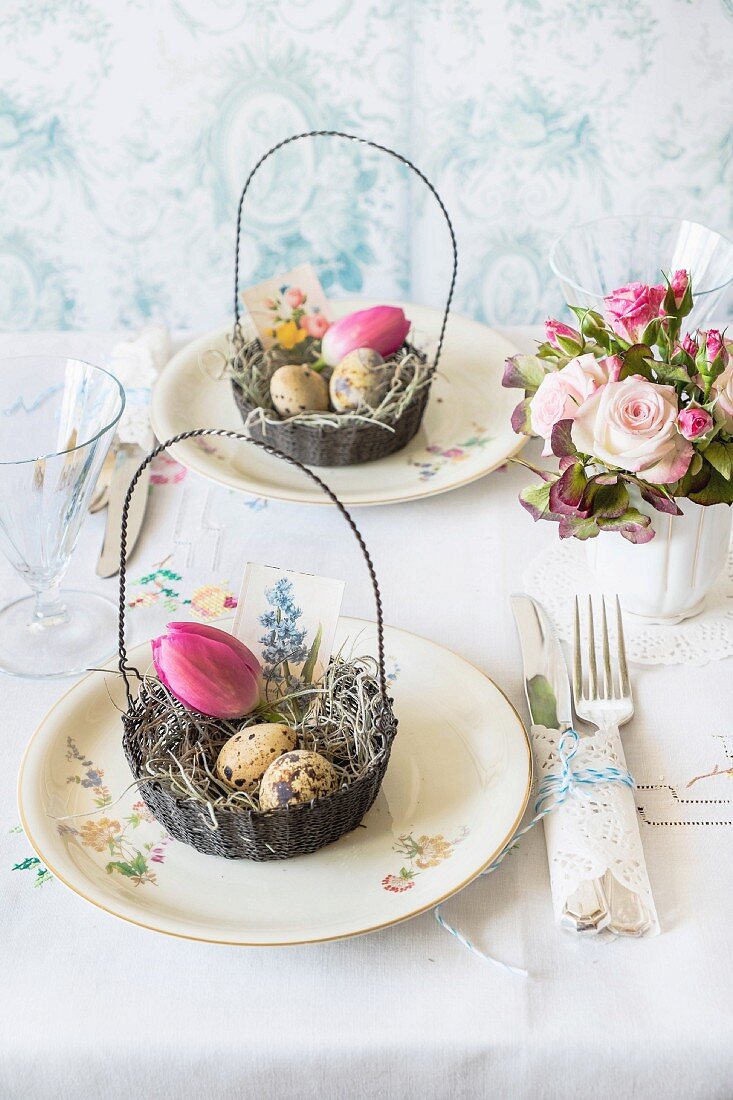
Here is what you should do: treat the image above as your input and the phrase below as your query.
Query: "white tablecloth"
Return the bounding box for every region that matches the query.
[2,330,732,1100]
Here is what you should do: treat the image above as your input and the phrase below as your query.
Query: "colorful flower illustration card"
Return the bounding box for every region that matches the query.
[241,262,332,358]
[233,563,344,697]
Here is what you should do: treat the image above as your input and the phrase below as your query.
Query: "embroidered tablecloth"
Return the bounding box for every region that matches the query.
[1,330,732,1100]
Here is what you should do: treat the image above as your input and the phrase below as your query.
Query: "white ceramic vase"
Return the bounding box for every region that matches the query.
[586,497,732,623]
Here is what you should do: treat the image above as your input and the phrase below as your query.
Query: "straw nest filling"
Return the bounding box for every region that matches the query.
[123,653,391,817]
[227,335,431,434]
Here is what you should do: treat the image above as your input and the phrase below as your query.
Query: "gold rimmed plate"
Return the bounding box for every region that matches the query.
[151,301,526,507]
[18,618,531,946]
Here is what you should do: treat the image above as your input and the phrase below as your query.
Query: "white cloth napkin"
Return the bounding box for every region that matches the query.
[531,723,660,936]
[107,323,171,447]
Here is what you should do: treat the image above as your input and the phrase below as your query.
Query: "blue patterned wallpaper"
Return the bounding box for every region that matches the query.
[0,0,731,331]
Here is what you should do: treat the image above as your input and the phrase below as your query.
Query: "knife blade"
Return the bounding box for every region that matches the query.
[96,443,150,578]
[510,593,611,934]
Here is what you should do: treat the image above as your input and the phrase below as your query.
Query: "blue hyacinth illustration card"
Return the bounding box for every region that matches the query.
[233,563,344,697]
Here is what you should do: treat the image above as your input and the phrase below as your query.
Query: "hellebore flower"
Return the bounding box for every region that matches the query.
[320,306,410,367]
[152,622,260,719]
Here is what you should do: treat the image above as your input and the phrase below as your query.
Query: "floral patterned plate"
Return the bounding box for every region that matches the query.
[17,618,531,945]
[151,301,525,506]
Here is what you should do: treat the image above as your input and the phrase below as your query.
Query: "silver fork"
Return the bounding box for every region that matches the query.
[573,595,653,937]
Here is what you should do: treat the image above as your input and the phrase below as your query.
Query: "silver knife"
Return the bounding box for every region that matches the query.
[96,442,150,578]
[510,593,611,934]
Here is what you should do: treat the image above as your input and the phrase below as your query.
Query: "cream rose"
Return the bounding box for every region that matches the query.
[571,376,693,485]
[713,359,733,433]
[529,353,618,456]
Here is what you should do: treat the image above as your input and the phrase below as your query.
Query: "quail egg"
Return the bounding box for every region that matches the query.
[329,348,392,413]
[259,749,339,810]
[216,723,298,792]
[270,364,329,417]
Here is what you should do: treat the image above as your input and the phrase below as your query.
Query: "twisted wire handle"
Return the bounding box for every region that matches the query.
[233,129,458,377]
[117,430,389,711]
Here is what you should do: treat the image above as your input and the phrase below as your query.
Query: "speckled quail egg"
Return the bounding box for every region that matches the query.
[216,723,298,792]
[270,364,329,417]
[329,348,393,413]
[259,749,339,811]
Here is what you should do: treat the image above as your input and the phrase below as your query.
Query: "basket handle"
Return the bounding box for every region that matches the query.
[117,429,390,712]
[233,129,458,377]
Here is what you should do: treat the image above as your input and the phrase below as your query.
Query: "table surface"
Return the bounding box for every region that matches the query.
[2,329,732,1100]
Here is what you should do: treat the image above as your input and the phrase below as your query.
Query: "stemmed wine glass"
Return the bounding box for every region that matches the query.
[0,357,124,678]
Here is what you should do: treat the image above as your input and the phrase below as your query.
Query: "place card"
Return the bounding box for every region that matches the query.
[233,562,344,696]
[241,262,332,356]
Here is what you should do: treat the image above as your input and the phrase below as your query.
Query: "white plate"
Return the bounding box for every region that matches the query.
[151,301,525,506]
[18,618,531,946]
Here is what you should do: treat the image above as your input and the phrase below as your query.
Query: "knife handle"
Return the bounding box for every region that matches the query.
[562,879,610,934]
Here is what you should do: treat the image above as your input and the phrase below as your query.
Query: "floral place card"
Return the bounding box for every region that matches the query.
[241,262,332,358]
[232,563,344,696]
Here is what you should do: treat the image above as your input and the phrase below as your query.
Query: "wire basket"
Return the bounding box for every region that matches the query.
[229,129,458,467]
[117,429,398,861]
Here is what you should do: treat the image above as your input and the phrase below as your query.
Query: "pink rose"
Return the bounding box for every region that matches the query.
[300,313,330,339]
[285,287,305,309]
[712,357,733,431]
[669,269,689,309]
[603,282,666,343]
[544,318,582,351]
[529,353,614,455]
[677,406,713,440]
[677,333,698,358]
[704,329,729,368]
[598,354,624,382]
[571,376,693,484]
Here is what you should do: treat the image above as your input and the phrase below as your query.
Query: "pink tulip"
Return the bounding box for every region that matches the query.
[152,622,260,719]
[677,406,713,440]
[320,306,410,367]
[285,287,304,309]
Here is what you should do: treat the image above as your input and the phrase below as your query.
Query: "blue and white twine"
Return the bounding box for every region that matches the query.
[433,729,634,977]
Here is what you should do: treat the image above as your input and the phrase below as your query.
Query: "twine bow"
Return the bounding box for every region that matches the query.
[434,728,635,977]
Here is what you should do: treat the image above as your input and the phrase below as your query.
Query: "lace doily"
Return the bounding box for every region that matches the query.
[523,539,733,666]
[532,724,659,932]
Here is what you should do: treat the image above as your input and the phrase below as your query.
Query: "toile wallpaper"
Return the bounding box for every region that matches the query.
[1,0,731,333]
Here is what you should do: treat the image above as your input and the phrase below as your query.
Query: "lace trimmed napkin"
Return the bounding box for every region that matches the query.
[108,323,171,447]
[532,723,660,935]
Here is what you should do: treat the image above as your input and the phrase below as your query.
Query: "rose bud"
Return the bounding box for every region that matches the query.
[544,319,583,355]
[670,269,690,308]
[603,281,666,344]
[677,406,713,440]
[321,306,410,367]
[680,333,698,358]
[705,329,729,369]
[152,622,261,719]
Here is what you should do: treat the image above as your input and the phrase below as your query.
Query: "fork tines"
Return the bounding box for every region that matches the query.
[573,594,630,703]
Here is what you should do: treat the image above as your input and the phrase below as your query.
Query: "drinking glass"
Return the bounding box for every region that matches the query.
[550,216,733,330]
[0,357,124,677]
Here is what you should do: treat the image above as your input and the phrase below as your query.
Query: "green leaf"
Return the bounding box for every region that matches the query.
[519,481,555,522]
[550,418,577,459]
[526,674,559,729]
[652,362,692,386]
[620,344,655,381]
[550,461,587,513]
[688,462,733,505]
[502,354,547,393]
[558,513,600,540]
[592,480,630,519]
[703,440,733,480]
[301,623,322,685]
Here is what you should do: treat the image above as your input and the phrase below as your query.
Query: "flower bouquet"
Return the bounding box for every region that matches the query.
[503,271,733,544]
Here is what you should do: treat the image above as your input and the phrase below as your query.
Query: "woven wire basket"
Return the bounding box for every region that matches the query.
[229,129,458,467]
[117,429,398,861]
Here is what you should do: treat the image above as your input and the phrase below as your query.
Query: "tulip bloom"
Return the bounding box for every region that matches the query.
[320,306,410,367]
[152,622,260,719]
